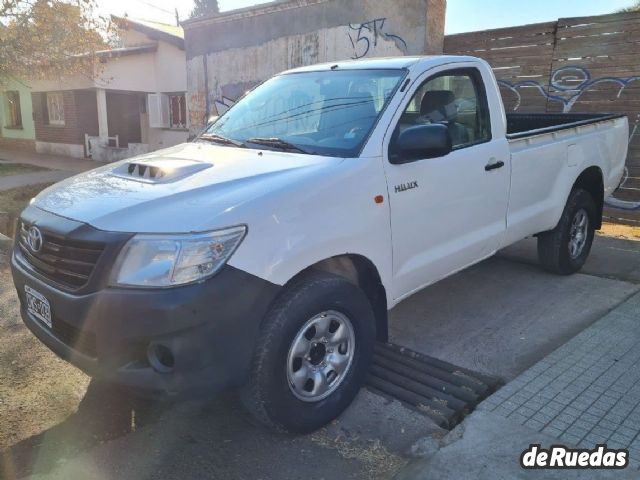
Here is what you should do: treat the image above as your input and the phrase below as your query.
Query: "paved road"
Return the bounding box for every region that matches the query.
[390,253,638,381]
[398,291,640,480]
[2,235,639,479]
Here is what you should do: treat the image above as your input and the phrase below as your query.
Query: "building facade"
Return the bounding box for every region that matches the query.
[28,17,189,161]
[183,0,446,135]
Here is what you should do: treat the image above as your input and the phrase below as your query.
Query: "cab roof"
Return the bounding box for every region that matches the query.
[281,55,481,74]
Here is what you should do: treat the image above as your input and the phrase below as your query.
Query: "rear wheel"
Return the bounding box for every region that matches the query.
[241,271,375,433]
[537,188,596,275]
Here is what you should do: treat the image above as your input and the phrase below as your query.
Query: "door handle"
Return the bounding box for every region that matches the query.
[485,160,505,171]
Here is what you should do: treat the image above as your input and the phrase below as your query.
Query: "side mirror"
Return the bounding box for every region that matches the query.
[391,124,452,164]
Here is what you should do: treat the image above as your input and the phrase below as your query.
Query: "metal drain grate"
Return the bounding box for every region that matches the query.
[366,343,503,429]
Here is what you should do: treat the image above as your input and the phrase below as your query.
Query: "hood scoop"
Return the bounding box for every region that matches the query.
[111,158,212,183]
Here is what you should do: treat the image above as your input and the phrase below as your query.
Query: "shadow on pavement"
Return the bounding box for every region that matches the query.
[1,380,169,479]
[1,380,404,480]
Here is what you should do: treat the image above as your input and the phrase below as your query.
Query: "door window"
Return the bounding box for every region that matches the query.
[390,69,491,160]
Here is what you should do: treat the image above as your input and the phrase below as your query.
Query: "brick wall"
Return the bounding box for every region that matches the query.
[32,90,99,146]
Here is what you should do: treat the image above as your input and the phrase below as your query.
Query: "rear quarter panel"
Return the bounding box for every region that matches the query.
[503,116,628,245]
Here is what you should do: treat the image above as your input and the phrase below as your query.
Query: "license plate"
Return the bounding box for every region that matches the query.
[25,285,52,328]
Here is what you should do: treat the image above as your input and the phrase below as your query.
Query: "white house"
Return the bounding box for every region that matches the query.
[29,17,189,161]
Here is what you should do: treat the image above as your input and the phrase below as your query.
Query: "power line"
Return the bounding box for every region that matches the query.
[130,0,175,16]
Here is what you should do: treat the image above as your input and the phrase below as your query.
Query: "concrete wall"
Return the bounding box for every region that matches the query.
[183,0,446,133]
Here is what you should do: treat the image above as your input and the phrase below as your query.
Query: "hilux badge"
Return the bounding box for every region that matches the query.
[27,226,43,253]
[394,181,418,193]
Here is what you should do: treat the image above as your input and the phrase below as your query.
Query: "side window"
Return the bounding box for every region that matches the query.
[392,69,491,155]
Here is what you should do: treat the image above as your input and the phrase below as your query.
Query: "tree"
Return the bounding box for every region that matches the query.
[0,0,112,83]
[619,1,640,12]
[190,0,220,19]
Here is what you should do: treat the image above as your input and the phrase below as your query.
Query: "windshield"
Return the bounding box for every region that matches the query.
[200,69,407,157]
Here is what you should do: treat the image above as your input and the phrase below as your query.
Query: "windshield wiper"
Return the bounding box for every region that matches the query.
[244,137,311,154]
[198,133,245,147]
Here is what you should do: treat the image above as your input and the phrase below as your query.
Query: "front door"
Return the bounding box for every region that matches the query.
[383,67,510,301]
[106,92,142,147]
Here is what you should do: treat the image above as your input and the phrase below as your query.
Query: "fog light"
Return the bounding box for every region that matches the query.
[147,343,175,373]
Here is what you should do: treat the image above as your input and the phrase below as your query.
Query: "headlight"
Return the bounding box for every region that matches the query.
[111,225,247,287]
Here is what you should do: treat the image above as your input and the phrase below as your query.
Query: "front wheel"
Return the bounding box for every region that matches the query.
[537,188,596,275]
[241,271,376,433]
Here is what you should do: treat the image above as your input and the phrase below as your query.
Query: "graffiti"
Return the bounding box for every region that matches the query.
[497,66,640,113]
[212,81,257,117]
[497,65,640,211]
[347,18,408,60]
[214,96,236,116]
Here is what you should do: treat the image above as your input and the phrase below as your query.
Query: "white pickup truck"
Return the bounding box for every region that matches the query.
[12,56,628,432]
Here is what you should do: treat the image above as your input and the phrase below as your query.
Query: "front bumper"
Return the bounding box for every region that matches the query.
[11,211,280,396]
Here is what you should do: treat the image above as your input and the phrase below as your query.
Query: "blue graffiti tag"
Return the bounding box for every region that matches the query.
[497,66,640,113]
[347,18,408,60]
[497,65,640,211]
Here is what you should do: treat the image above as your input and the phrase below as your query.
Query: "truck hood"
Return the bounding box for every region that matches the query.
[33,142,342,233]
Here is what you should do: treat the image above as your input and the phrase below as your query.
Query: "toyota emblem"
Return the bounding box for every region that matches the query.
[27,226,43,253]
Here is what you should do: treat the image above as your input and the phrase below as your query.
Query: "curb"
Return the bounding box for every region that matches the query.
[0,232,12,249]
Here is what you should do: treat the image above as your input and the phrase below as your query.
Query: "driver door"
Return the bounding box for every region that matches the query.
[384,67,510,301]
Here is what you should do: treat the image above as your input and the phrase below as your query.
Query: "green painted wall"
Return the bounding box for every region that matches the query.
[0,78,35,140]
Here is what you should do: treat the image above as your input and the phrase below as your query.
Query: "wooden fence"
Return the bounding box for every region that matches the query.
[444,11,640,224]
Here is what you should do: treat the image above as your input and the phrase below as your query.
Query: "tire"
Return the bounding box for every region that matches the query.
[240,270,376,433]
[537,188,597,275]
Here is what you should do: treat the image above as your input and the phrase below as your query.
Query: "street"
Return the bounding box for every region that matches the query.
[1,232,639,479]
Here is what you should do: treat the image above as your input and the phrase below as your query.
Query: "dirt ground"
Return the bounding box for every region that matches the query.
[0,164,49,177]
[600,221,640,240]
[0,183,53,217]
[0,247,89,451]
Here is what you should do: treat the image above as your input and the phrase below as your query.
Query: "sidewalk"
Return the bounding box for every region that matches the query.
[397,290,640,479]
[0,148,101,192]
[0,149,99,174]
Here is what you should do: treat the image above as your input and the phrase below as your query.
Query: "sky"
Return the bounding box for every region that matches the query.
[100,0,638,33]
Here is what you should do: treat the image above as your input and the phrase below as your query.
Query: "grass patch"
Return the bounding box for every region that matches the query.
[599,222,640,241]
[0,183,53,216]
[0,163,50,177]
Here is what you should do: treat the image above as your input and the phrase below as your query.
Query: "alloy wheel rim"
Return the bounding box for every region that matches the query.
[286,310,356,402]
[568,208,589,259]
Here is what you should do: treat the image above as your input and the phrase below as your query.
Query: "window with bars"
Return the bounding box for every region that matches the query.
[169,94,187,129]
[46,92,65,125]
[148,93,187,130]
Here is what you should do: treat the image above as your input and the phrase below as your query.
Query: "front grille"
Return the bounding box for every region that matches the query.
[52,314,97,358]
[18,222,105,290]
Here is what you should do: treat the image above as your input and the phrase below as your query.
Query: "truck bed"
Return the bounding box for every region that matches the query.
[506,113,625,140]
